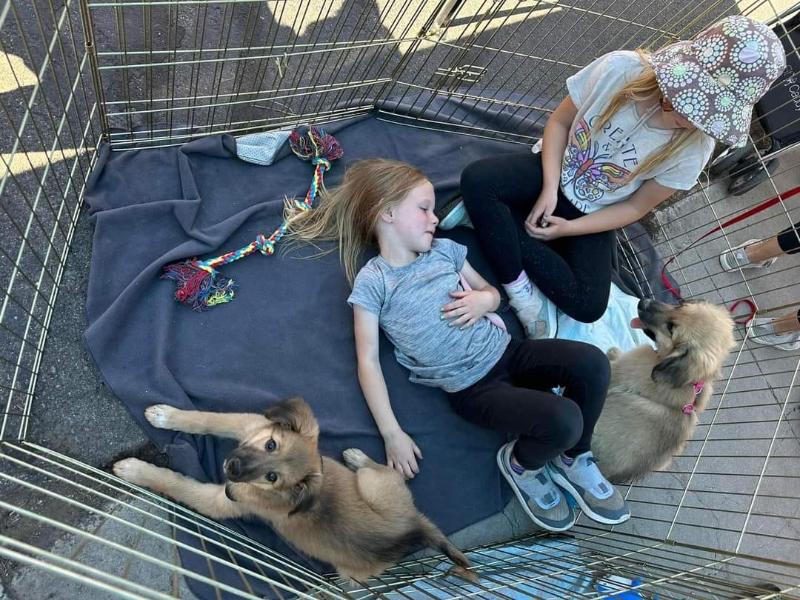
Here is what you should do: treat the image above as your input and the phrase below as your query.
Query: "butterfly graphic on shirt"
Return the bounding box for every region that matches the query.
[561,117,631,203]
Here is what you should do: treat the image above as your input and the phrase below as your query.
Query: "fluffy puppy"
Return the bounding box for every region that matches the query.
[591,299,735,482]
[113,397,475,583]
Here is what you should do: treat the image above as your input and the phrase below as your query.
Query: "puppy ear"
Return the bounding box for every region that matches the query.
[652,346,692,386]
[265,397,319,438]
[288,473,322,516]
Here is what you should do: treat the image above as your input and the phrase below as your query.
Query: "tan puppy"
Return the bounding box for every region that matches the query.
[592,299,735,482]
[113,397,474,583]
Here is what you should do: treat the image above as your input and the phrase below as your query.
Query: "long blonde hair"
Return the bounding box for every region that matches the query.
[593,49,700,181]
[283,158,429,286]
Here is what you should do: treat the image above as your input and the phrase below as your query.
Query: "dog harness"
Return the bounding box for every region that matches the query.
[683,381,705,415]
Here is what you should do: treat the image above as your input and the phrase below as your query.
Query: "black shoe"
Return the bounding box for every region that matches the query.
[728,157,779,196]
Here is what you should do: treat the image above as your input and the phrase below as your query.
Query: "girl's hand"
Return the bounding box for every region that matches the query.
[383,429,422,479]
[526,190,558,233]
[441,290,495,329]
[526,215,573,241]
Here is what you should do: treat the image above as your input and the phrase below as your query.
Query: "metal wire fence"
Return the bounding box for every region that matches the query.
[1,0,799,598]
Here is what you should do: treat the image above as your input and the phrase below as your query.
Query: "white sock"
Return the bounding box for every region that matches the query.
[503,271,548,338]
[503,271,532,295]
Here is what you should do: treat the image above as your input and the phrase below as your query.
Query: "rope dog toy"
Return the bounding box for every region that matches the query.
[162,125,343,310]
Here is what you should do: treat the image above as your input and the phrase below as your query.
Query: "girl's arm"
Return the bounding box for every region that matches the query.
[442,260,501,328]
[527,96,579,228]
[540,95,578,196]
[353,305,422,478]
[460,260,501,310]
[528,179,676,240]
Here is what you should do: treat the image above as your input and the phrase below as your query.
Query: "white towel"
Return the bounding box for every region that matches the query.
[555,283,654,353]
[235,130,291,166]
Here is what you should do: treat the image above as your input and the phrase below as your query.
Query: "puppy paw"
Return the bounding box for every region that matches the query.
[342,448,369,470]
[113,458,155,487]
[607,347,622,361]
[145,404,178,429]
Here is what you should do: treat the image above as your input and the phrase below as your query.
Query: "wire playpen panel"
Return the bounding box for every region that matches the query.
[0,0,100,441]
[1,0,799,598]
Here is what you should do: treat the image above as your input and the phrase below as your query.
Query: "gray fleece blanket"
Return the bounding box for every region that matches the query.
[84,108,676,598]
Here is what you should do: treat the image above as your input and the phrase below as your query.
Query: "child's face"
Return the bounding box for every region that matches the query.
[390,180,438,254]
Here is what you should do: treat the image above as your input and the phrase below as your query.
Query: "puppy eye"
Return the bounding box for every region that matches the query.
[667,322,675,333]
[266,471,278,482]
[266,439,277,452]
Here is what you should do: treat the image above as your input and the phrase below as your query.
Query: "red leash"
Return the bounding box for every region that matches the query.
[660,185,800,320]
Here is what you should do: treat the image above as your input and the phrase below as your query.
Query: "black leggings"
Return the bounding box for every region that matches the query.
[447,338,610,470]
[461,152,615,323]
[777,221,800,254]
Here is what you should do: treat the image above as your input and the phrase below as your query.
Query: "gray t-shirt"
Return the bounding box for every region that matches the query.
[348,238,511,393]
[561,50,715,213]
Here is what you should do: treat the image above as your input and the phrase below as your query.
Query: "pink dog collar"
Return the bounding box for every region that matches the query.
[683,381,705,415]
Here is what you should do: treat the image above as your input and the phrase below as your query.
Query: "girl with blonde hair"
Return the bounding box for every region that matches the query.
[457,15,786,339]
[287,158,630,533]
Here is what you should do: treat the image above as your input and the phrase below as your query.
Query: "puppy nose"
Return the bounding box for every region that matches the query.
[225,457,242,479]
[639,298,653,311]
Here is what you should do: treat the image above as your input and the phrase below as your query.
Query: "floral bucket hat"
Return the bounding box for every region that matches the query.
[651,15,786,147]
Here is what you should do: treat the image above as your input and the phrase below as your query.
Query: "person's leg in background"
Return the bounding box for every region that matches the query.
[718,222,800,351]
[748,307,800,351]
[719,220,800,271]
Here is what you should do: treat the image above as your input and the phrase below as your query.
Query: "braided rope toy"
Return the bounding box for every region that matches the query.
[162,125,343,310]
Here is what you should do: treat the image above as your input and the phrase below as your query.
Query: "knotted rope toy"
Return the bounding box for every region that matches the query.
[161,125,343,310]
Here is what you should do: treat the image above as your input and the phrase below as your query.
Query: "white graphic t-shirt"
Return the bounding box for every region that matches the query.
[561,51,715,214]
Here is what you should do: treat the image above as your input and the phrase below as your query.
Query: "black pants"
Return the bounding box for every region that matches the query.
[777,220,800,254]
[461,152,615,323]
[447,339,610,470]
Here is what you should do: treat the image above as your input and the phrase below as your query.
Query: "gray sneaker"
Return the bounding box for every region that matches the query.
[548,452,630,525]
[747,317,800,351]
[719,239,778,272]
[497,442,575,532]
[503,279,557,340]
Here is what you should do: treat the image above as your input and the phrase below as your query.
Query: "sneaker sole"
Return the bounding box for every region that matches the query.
[547,465,630,526]
[745,317,800,351]
[437,200,473,231]
[538,297,558,340]
[747,336,800,352]
[496,446,575,532]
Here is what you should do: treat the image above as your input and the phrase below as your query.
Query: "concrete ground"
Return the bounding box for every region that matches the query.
[2,0,799,598]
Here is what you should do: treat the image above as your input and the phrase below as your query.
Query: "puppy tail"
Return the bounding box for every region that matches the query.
[417,516,478,583]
